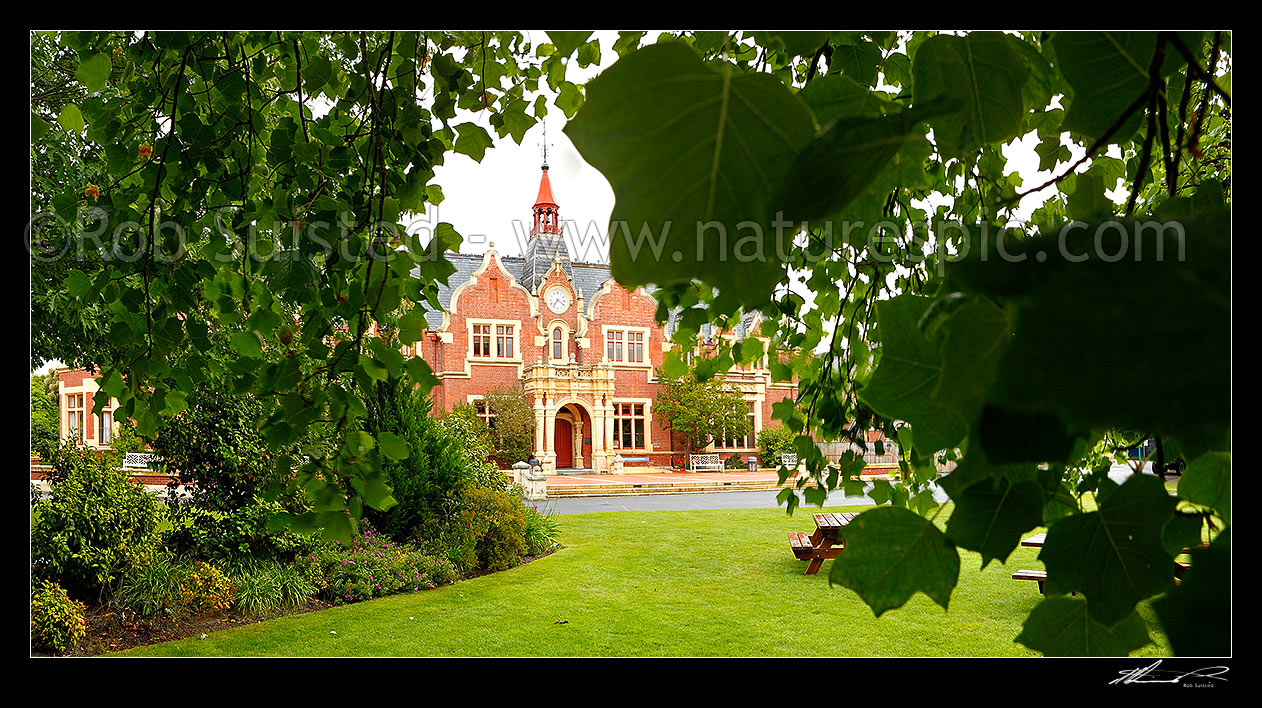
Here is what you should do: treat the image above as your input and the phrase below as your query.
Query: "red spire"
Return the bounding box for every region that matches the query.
[532,166,560,236]
[534,166,558,208]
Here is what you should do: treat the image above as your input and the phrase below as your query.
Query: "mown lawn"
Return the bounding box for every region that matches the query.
[120,503,1174,657]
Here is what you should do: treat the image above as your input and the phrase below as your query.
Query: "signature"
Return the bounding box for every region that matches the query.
[1110,660,1229,685]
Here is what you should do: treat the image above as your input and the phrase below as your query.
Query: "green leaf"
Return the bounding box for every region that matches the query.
[1039,474,1177,624]
[231,331,264,359]
[75,52,112,93]
[64,270,95,298]
[928,296,1012,431]
[555,81,583,118]
[564,42,815,309]
[1015,597,1152,656]
[946,209,1230,449]
[58,104,85,134]
[1177,451,1230,524]
[945,477,1045,567]
[404,356,440,394]
[302,54,333,93]
[547,31,593,59]
[377,431,412,462]
[829,507,960,616]
[453,123,493,162]
[1065,171,1116,220]
[912,32,1028,158]
[1050,32,1169,144]
[858,294,968,454]
[797,74,890,126]
[774,103,948,225]
[32,111,52,140]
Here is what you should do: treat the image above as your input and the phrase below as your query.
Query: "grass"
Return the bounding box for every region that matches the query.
[119,503,1175,657]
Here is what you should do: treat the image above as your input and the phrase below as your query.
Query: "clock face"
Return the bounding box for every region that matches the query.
[546,287,570,313]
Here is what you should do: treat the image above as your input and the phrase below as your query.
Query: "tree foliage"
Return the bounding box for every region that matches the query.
[654,365,751,452]
[563,30,1230,656]
[33,30,587,542]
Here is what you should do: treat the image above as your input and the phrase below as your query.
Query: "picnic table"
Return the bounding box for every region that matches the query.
[788,512,857,575]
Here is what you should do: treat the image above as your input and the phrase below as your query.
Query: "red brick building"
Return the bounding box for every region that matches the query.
[53,166,800,473]
[410,165,798,474]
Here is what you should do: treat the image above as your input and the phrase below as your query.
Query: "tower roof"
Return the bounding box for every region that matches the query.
[534,166,558,208]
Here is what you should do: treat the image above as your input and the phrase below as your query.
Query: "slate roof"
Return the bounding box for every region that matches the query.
[415,250,759,342]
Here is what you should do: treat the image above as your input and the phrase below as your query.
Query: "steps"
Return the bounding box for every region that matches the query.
[545,477,793,498]
[543,467,899,499]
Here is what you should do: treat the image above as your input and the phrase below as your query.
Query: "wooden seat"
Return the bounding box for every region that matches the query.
[1012,569,1047,594]
[788,532,814,560]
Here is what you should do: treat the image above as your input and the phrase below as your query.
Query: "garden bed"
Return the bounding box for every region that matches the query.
[59,598,335,656]
[43,547,559,656]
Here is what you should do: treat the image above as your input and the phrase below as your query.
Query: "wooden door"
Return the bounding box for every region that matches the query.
[555,418,573,468]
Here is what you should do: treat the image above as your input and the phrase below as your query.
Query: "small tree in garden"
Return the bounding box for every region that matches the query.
[654,367,750,453]
[480,385,537,466]
[150,382,275,511]
[363,374,471,544]
[757,425,797,467]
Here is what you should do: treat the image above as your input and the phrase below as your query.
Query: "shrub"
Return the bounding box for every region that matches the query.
[302,522,458,605]
[758,424,797,468]
[31,579,86,654]
[438,405,505,489]
[116,551,189,618]
[229,561,317,616]
[163,497,319,565]
[522,503,561,557]
[31,445,163,601]
[178,562,235,616]
[461,485,527,572]
[723,453,749,470]
[150,382,274,511]
[364,377,471,545]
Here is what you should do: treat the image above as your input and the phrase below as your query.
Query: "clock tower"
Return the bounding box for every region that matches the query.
[521,141,572,294]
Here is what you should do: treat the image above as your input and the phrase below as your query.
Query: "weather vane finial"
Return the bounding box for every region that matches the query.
[541,122,551,169]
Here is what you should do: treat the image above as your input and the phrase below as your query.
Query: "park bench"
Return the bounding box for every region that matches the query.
[789,512,857,575]
[689,453,723,473]
[780,453,798,469]
[123,452,158,470]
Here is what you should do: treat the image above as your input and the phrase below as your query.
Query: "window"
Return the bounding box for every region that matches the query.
[496,324,515,358]
[66,394,84,442]
[472,324,491,358]
[474,399,496,429]
[606,330,623,362]
[472,322,517,360]
[627,331,644,363]
[613,403,646,450]
[605,329,646,364]
[98,409,113,445]
[552,328,564,361]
